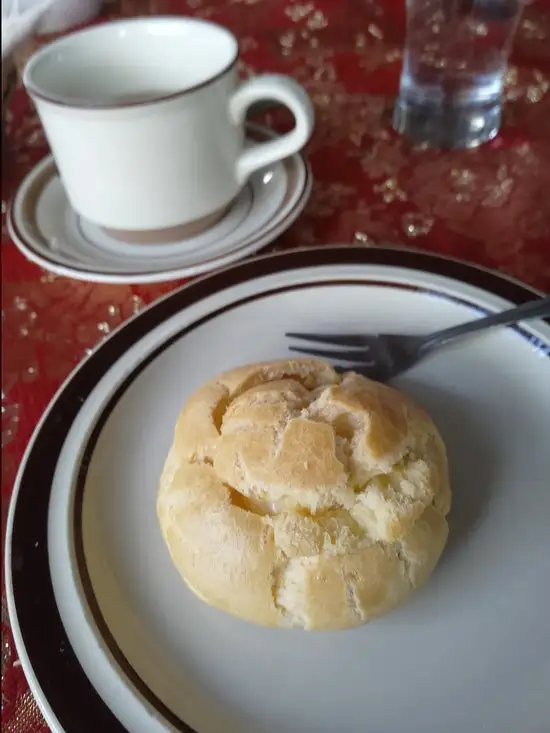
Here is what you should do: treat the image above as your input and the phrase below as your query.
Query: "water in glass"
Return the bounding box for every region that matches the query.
[394,0,524,148]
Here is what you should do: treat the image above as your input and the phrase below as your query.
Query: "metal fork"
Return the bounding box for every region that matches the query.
[287,296,550,382]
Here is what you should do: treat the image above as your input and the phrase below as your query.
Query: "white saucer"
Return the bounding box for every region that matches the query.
[5,247,550,733]
[8,124,311,284]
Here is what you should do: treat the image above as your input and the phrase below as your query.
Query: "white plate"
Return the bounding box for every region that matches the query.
[8,124,310,284]
[5,247,550,733]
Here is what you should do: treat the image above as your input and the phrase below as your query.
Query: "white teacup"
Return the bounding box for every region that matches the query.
[23,17,315,240]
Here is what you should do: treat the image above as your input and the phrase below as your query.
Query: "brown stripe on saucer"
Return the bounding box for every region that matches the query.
[18,158,57,243]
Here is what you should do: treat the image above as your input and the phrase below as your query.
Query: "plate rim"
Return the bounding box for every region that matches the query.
[4,245,549,733]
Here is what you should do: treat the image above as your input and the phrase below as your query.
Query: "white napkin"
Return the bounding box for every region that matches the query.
[1,0,101,58]
[2,0,54,57]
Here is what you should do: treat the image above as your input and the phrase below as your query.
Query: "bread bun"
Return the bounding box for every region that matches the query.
[157,359,451,630]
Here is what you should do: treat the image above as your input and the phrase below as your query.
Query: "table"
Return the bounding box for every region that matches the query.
[2,1,549,730]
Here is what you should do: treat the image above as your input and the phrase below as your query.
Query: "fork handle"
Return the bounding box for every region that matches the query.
[419,295,550,354]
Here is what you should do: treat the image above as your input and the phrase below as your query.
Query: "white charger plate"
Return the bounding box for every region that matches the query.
[8,124,310,284]
[5,246,550,733]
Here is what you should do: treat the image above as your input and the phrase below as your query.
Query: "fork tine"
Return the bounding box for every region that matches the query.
[286,332,370,348]
[289,345,376,365]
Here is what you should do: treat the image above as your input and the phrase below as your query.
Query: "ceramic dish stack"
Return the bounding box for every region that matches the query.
[8,123,312,284]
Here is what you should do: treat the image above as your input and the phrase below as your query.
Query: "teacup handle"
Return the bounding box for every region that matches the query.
[229,74,314,184]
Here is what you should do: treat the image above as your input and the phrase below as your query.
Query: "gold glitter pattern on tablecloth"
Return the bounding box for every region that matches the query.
[2,1,550,731]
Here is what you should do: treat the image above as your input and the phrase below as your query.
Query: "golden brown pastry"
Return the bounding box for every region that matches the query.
[157,359,451,630]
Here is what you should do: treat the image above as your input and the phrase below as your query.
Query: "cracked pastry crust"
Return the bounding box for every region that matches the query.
[157,358,451,630]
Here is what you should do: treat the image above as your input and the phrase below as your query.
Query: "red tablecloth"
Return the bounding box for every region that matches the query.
[2,1,549,730]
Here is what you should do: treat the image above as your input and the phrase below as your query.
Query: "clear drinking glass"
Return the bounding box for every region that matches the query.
[393,0,525,148]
